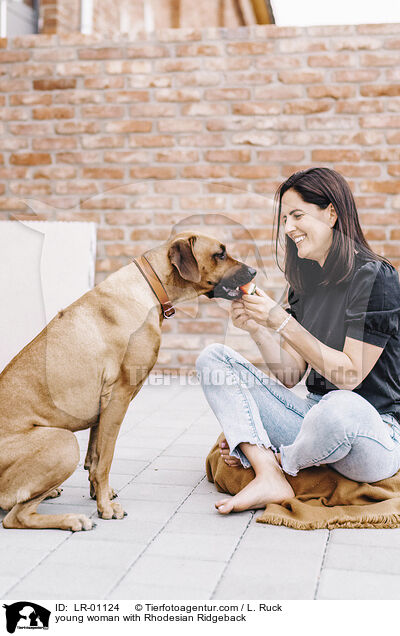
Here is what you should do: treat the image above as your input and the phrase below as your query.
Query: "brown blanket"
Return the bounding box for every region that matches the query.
[206,434,400,529]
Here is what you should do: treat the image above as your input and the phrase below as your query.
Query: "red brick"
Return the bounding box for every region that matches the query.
[0,79,30,91]
[361,53,400,66]
[255,55,301,69]
[81,197,126,209]
[33,78,77,90]
[205,150,250,162]
[103,151,148,163]
[130,228,170,240]
[312,150,361,162]
[308,54,355,67]
[81,105,125,119]
[278,70,323,84]
[97,228,124,240]
[332,70,379,82]
[333,164,381,177]
[257,150,305,162]
[155,59,202,72]
[129,104,176,117]
[0,51,30,63]
[360,115,400,128]
[155,89,201,102]
[56,151,102,164]
[10,94,52,106]
[82,167,124,179]
[129,167,177,180]
[181,104,229,116]
[180,197,226,210]
[230,166,280,179]
[0,108,28,121]
[307,85,356,98]
[131,197,172,209]
[32,138,77,150]
[388,165,400,177]
[180,134,224,147]
[55,181,98,195]
[129,135,174,148]
[364,228,387,240]
[155,150,198,163]
[226,42,274,55]
[284,100,331,115]
[105,61,151,74]
[387,132,400,144]
[9,64,52,78]
[81,136,124,149]
[104,91,149,103]
[176,43,222,56]
[360,84,400,97]
[363,149,400,161]
[57,211,102,223]
[33,166,76,179]
[57,62,102,76]
[158,119,202,133]
[336,100,384,114]
[105,121,152,133]
[361,181,400,194]
[53,91,103,105]
[0,197,28,210]
[154,182,201,194]
[10,153,51,166]
[180,165,228,179]
[106,211,153,225]
[55,121,100,134]
[207,88,251,101]
[33,106,74,120]
[96,258,124,273]
[127,45,168,58]
[10,182,51,195]
[84,77,125,89]
[78,47,125,60]
[178,320,224,334]
[0,138,28,151]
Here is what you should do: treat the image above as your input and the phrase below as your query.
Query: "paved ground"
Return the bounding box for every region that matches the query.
[1,377,400,601]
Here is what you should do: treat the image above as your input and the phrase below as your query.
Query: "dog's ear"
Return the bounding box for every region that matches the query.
[168,236,201,283]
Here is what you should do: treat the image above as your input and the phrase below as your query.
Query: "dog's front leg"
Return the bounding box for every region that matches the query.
[85,425,118,500]
[89,388,132,520]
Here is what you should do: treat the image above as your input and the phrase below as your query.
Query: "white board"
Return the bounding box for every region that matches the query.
[0,221,96,372]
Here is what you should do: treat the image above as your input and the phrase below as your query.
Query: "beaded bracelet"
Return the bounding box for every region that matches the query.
[275,314,291,334]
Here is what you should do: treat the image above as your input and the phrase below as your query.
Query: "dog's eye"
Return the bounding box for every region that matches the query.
[214,251,226,261]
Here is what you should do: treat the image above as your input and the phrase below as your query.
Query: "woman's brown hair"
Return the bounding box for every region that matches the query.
[273,167,391,294]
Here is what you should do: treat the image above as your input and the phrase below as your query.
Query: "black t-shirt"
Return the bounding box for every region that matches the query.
[287,252,400,421]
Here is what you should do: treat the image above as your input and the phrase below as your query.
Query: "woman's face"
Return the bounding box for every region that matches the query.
[281,188,337,267]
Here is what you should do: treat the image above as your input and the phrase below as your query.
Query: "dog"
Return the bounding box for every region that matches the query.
[0,230,256,531]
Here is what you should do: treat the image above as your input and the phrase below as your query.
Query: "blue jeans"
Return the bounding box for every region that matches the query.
[195,343,400,483]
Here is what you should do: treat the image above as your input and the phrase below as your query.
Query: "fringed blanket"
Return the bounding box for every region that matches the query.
[206,434,400,530]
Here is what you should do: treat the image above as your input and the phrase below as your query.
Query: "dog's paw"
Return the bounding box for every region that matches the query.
[97,501,126,520]
[64,514,94,532]
[45,488,63,500]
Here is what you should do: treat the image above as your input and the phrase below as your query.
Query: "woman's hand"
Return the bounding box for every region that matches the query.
[231,299,260,335]
[219,437,242,467]
[241,287,277,328]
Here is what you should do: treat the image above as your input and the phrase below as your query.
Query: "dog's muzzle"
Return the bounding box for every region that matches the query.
[205,265,257,300]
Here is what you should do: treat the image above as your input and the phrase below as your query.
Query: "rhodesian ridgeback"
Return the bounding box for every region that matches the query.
[0,230,256,531]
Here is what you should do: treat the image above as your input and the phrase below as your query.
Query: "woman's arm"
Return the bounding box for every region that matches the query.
[243,290,384,391]
[231,300,307,388]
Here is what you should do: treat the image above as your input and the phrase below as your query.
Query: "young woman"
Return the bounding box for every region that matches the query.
[196,167,400,514]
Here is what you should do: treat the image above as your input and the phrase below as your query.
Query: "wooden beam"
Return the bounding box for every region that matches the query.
[249,0,275,24]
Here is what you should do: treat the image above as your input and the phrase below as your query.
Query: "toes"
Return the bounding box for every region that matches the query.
[46,488,63,500]
[67,514,94,532]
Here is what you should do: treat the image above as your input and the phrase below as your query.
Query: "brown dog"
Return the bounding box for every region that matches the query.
[0,231,256,531]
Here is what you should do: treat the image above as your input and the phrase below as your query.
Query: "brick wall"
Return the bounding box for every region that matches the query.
[1,23,400,370]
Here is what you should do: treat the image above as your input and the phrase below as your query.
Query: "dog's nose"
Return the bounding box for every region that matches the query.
[248,267,257,277]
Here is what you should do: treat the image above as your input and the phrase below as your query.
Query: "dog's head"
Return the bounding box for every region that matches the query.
[168,231,256,300]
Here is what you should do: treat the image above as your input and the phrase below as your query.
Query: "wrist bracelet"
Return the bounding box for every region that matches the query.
[275,314,291,334]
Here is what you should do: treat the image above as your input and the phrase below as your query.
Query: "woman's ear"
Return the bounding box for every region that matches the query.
[329,204,337,228]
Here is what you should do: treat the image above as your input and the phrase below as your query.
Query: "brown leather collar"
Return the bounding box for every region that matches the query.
[133,255,176,319]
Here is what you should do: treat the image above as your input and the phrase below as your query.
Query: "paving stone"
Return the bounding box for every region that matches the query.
[0,528,67,549]
[133,468,205,486]
[111,445,160,461]
[325,542,400,576]
[329,528,400,547]
[45,539,146,569]
[118,499,177,523]
[179,493,222,514]
[109,458,148,476]
[115,554,225,593]
[214,544,323,600]
[3,562,123,600]
[145,531,239,562]
[109,581,212,600]
[165,511,252,536]
[150,455,205,471]
[118,483,191,502]
[241,523,329,553]
[162,443,215,458]
[317,568,400,600]
[0,548,49,577]
[70,518,162,544]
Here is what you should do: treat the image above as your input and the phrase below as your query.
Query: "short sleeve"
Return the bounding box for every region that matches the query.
[344,260,400,348]
[286,286,303,323]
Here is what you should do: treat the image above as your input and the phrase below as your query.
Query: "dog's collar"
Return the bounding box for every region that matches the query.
[133,255,176,319]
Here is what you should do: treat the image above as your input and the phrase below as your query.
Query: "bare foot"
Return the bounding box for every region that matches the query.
[215,466,294,514]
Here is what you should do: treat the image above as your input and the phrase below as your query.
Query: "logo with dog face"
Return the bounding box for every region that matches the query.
[3,602,50,633]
